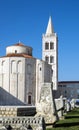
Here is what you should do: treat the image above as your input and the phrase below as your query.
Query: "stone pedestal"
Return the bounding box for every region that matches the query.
[36,83,58,125]
[55,96,64,119]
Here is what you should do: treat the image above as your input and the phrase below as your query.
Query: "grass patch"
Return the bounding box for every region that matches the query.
[47,108,79,130]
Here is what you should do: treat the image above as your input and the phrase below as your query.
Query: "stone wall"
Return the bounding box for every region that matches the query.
[0,107,17,117]
[0,106,45,129]
[0,116,46,130]
[0,57,36,105]
[0,106,36,117]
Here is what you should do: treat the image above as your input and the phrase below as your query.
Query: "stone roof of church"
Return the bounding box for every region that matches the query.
[1,42,34,59]
[13,42,32,49]
[14,43,25,46]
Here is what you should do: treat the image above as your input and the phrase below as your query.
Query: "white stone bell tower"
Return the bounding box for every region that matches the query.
[42,16,58,90]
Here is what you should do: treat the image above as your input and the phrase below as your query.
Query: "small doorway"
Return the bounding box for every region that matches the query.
[28,95,31,104]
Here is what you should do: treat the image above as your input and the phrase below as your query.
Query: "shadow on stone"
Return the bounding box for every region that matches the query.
[5,125,12,130]
[0,87,25,105]
[27,125,33,129]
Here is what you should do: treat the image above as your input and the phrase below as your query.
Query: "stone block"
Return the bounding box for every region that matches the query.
[55,96,64,119]
[36,83,58,124]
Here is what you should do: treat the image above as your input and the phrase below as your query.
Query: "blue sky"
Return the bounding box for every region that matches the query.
[0,0,79,81]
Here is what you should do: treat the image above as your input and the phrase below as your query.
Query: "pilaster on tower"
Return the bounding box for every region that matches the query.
[42,16,58,90]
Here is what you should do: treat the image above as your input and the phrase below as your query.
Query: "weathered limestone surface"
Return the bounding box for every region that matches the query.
[55,96,64,119]
[63,98,71,113]
[0,107,17,117]
[0,106,45,129]
[0,116,46,130]
[66,100,71,112]
[70,99,75,109]
[36,83,58,124]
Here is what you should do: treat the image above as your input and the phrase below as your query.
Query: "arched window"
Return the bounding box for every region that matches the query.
[50,56,54,63]
[2,61,6,73]
[45,56,49,63]
[15,50,17,53]
[28,95,31,104]
[11,61,16,73]
[17,61,22,73]
[45,42,49,50]
[50,42,54,49]
[27,64,31,74]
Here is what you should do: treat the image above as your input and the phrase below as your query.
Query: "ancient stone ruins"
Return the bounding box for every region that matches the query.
[0,82,76,130]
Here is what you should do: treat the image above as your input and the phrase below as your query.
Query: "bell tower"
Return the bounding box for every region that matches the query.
[42,16,58,90]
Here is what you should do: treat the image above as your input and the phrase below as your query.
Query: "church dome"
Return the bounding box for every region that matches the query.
[6,42,32,56]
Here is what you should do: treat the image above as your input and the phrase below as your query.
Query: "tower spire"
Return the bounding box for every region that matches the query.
[46,16,54,35]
